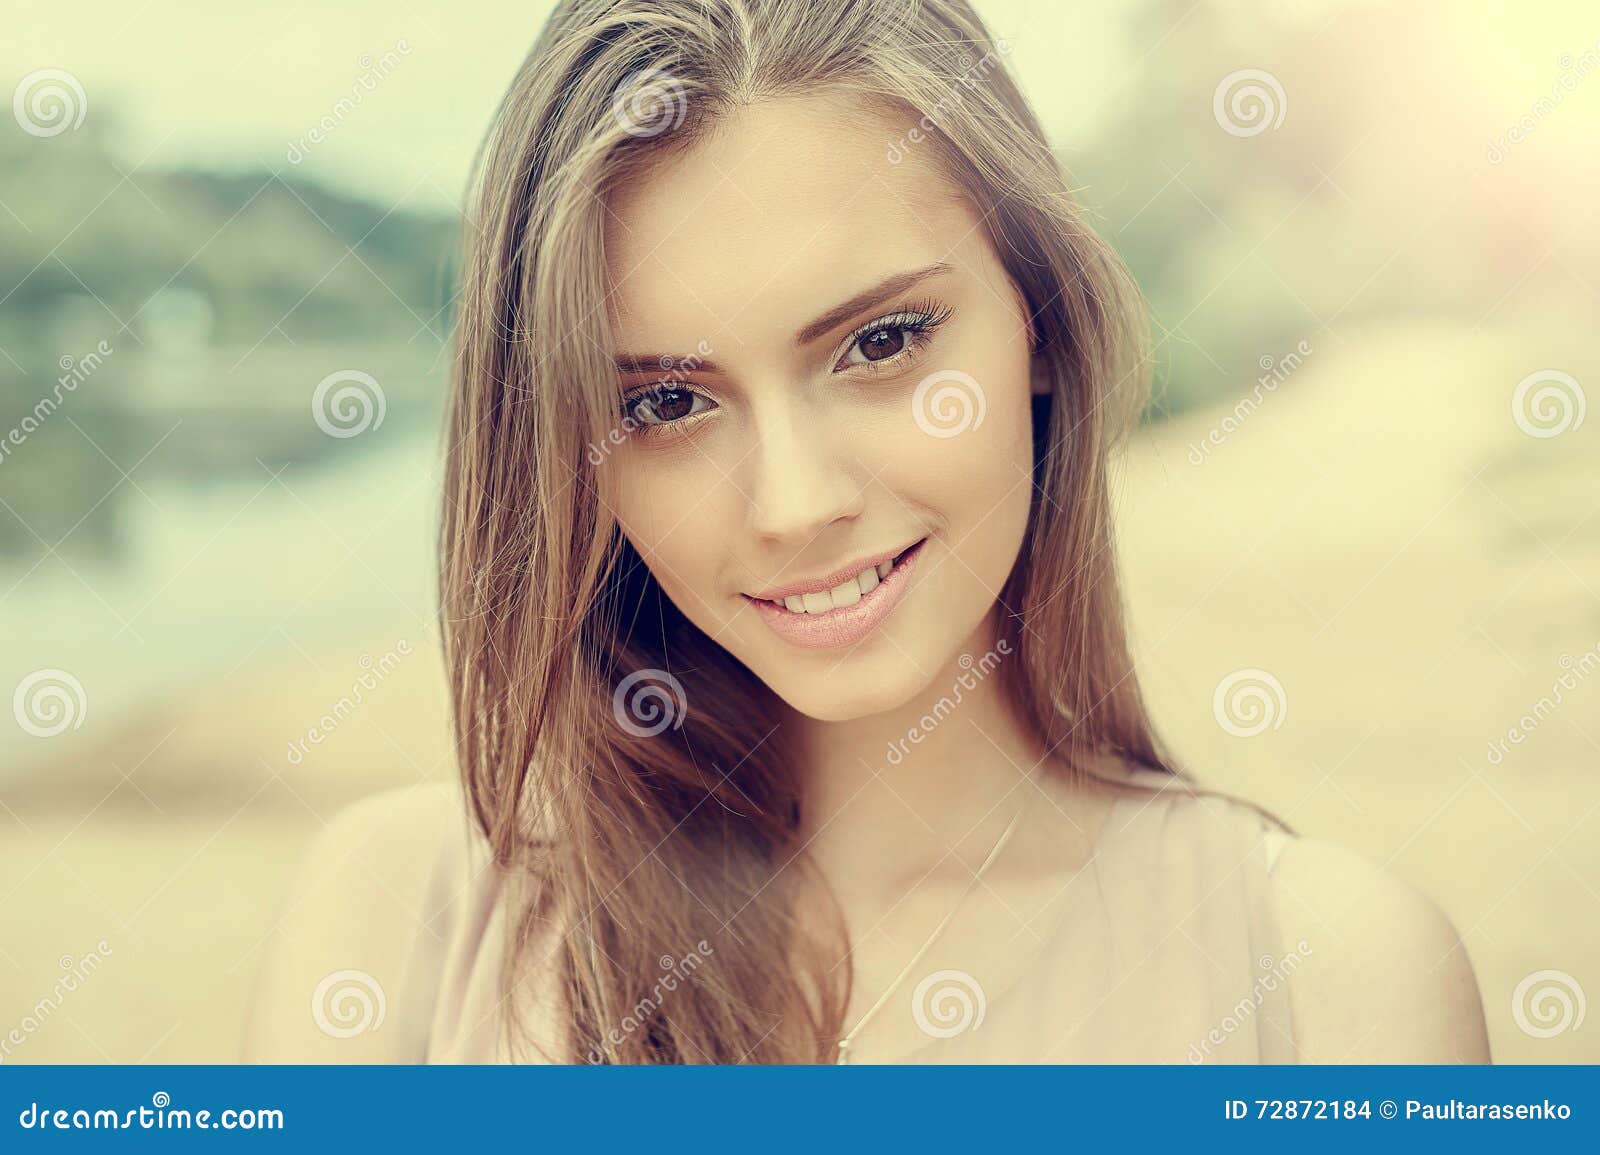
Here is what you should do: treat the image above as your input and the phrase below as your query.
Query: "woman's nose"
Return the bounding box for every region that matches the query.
[743,399,864,543]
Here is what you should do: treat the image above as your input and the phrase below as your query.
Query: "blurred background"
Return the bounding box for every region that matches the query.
[1,0,1595,1063]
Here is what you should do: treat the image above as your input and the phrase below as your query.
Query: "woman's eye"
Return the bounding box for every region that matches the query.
[624,385,710,427]
[853,326,907,363]
[835,305,951,371]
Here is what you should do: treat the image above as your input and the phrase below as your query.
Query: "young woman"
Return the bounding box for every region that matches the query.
[245,0,1491,1064]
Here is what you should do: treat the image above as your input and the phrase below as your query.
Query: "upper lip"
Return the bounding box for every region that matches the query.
[744,537,924,602]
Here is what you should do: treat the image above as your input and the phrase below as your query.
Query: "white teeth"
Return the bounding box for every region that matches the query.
[768,555,897,614]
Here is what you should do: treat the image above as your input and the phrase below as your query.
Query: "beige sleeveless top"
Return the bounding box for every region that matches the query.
[390,770,1299,1064]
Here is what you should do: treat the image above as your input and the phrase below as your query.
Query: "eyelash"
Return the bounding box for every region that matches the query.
[617,298,954,441]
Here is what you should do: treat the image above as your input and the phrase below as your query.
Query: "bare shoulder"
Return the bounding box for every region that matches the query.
[241,780,469,1062]
[1269,835,1491,1063]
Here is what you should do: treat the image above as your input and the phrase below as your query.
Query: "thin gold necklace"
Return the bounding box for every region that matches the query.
[834,800,1029,1065]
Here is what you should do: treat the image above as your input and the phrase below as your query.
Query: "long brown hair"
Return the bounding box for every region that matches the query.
[439,0,1178,1063]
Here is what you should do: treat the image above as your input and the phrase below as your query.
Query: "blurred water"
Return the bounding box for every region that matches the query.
[0,429,440,780]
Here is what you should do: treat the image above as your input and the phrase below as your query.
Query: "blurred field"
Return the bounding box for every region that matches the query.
[1,0,1597,1066]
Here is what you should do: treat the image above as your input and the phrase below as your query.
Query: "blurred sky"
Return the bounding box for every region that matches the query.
[0,0,1360,211]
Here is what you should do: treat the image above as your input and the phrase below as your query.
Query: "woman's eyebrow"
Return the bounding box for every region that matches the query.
[793,261,953,346]
[611,261,955,375]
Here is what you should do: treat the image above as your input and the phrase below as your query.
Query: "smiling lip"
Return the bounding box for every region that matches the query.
[744,536,928,650]
[744,538,924,602]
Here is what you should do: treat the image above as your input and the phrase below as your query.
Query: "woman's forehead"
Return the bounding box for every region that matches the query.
[603,94,979,355]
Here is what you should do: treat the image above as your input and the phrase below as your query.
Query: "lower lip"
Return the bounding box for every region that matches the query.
[745,537,928,650]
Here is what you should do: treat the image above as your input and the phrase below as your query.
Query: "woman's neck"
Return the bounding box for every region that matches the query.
[786,611,1066,903]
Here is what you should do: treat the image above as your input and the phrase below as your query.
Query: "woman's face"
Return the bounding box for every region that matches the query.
[601,93,1040,723]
